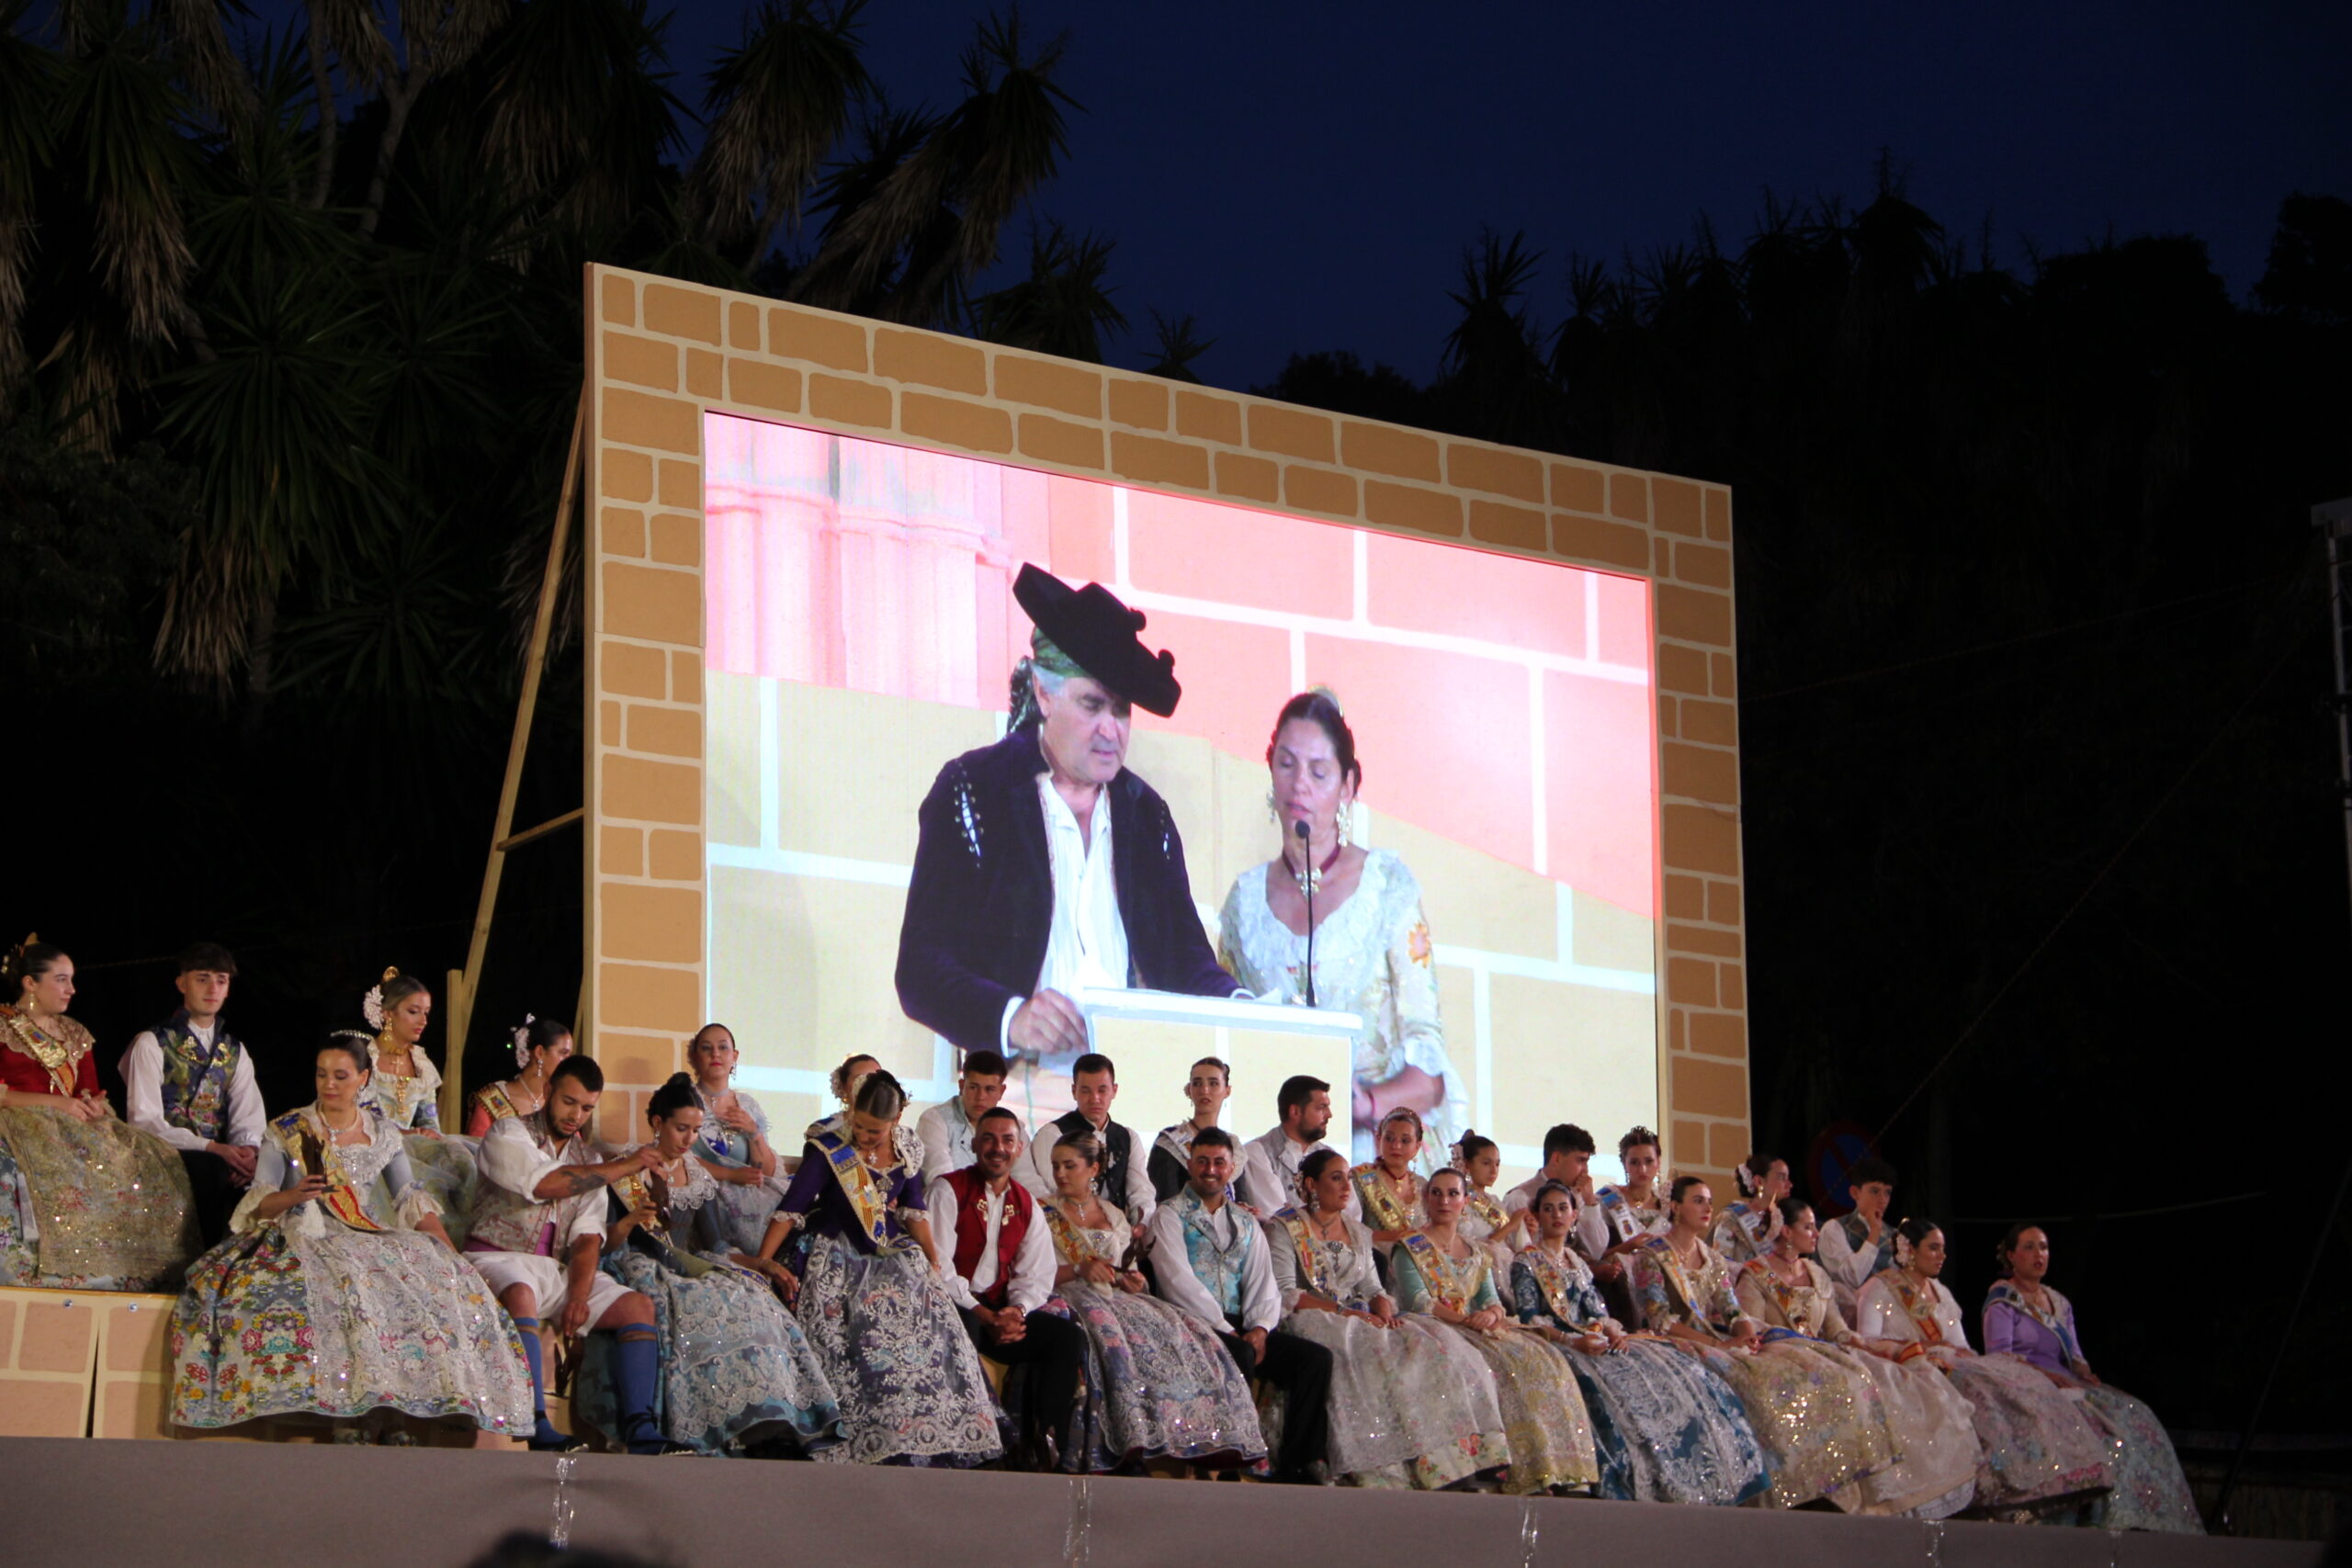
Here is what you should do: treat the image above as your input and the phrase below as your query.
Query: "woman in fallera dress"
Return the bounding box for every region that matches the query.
[356,970,478,1232]
[1711,1154,1790,1264]
[1352,1107,1430,1254]
[1040,1130,1265,1472]
[1266,1147,1507,1489]
[574,1073,841,1457]
[1216,691,1466,1163]
[1453,1130,1534,1278]
[1736,1198,1981,1517]
[1510,1180,1769,1506]
[1,939,197,1290]
[1856,1218,2114,1517]
[462,1014,574,1135]
[758,1069,1000,1467]
[171,1034,533,1440]
[1983,1224,2200,1533]
[1631,1175,1895,1509]
[679,1022,791,1252]
[1390,1166,1600,1495]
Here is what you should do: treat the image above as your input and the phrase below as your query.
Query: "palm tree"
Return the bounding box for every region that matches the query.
[969,220,1123,361]
[687,0,872,270]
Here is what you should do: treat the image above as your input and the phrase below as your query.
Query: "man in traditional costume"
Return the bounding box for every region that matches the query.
[1236,1073,1360,1219]
[929,1105,1083,1469]
[1148,1127,1333,1483]
[916,1047,1011,1182]
[895,563,1244,1073]
[1018,1051,1157,1227]
[119,942,265,1247]
[466,1056,689,1454]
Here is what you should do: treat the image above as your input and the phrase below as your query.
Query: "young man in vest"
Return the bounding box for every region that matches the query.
[927,1105,1082,1469]
[119,942,265,1246]
[917,1048,1011,1181]
[1020,1051,1155,1233]
[469,1056,688,1454]
[1148,1126,1333,1483]
[1235,1073,1360,1219]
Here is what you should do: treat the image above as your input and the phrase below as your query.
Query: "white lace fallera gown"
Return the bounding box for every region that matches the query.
[1217,850,1467,1164]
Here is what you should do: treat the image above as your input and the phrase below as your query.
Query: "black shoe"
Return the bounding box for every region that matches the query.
[528,1433,593,1454]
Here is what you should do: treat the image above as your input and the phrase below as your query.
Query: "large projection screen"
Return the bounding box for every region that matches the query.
[580,265,1750,1191]
[700,414,1660,1180]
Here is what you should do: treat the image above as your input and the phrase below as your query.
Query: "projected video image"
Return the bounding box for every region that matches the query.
[701,411,1660,1183]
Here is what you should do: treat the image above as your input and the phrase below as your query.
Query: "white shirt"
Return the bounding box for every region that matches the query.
[999,775,1130,1052]
[474,1116,607,1258]
[1855,1272,1970,1351]
[916,1100,979,1182]
[1018,1113,1156,1226]
[1148,1195,1281,1335]
[1235,1125,1361,1220]
[119,1023,265,1153]
[925,1172,1055,1314]
[1576,1185,1667,1262]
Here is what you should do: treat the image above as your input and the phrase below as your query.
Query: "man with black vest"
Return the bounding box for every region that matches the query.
[119,942,264,1246]
[1019,1052,1155,1231]
[929,1106,1082,1469]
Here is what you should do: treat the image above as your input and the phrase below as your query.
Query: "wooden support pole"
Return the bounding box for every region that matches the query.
[442,386,587,1126]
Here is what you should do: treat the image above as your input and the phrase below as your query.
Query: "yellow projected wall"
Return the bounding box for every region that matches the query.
[580,263,1752,1184]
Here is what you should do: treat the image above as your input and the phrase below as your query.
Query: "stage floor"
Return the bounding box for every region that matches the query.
[1,1436,2322,1568]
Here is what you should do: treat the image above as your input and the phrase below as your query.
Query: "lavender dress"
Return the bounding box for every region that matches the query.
[1984,1281,2201,1533]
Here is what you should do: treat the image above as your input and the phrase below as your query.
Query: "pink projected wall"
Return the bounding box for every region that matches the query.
[706,415,1658,917]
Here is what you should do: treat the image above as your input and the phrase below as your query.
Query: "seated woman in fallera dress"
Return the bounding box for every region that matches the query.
[1510,1180,1770,1506]
[1216,692,1467,1166]
[757,1069,1000,1467]
[171,1033,534,1440]
[1453,1130,1534,1279]
[1631,1175,1896,1509]
[0,939,198,1291]
[1391,1166,1600,1495]
[1735,1198,1981,1517]
[1856,1218,2114,1517]
[1267,1148,1508,1489]
[1983,1224,2200,1533]
[462,1014,574,1135]
[806,1052,923,1172]
[1711,1153,1791,1265]
[1039,1129,1265,1472]
[678,1022,791,1252]
[1352,1107,1430,1257]
[355,969,478,1233]
[572,1073,841,1457]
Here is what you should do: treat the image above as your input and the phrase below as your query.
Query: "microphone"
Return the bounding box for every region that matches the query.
[1295,818,1317,1009]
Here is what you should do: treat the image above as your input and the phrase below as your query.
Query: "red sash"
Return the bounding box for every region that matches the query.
[943,1167,1034,1308]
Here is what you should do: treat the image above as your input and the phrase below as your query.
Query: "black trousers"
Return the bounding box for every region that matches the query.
[1219,1324,1332,1481]
[177,1147,243,1248]
[957,1303,1084,1461]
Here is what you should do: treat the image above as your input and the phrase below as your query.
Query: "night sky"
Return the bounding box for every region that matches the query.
[659,0,2352,389]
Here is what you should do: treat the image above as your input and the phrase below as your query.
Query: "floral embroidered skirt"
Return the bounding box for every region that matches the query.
[170,1221,534,1432]
[1277,1307,1508,1488]
[0,1111,197,1290]
[2079,1383,2202,1533]
[1553,1337,1770,1505]
[1935,1351,2112,1510]
[574,1245,843,1455]
[1059,1278,1265,1467]
[797,1233,1001,1466]
[1701,1338,1895,1507]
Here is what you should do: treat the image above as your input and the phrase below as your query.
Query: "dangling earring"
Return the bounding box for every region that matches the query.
[1265,789,1279,826]
[1337,802,1353,848]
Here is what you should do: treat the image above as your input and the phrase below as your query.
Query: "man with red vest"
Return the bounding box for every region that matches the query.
[927,1105,1081,1469]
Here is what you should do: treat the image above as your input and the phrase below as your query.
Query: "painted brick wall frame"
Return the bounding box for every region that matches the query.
[582,263,1749,1179]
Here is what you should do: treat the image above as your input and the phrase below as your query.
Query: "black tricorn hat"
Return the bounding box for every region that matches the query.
[1012,563,1182,717]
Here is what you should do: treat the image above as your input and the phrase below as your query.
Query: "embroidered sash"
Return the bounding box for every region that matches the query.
[1887,1272,1948,1347]
[1740,1256,1837,1339]
[269,1108,384,1233]
[1985,1280,2086,1365]
[472,1081,524,1127]
[1398,1231,1487,1313]
[813,1126,893,1248]
[1352,1161,1423,1233]
[1465,1190,1509,1234]
[1519,1243,1605,1331]
[1042,1197,1119,1270]
[1640,1235,1739,1337]
[1277,1206,1351,1302]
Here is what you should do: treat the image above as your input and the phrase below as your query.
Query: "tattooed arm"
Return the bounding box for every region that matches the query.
[532,1145,660,1201]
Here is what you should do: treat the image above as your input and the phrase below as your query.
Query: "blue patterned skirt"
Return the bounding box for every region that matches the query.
[797,1233,1001,1466]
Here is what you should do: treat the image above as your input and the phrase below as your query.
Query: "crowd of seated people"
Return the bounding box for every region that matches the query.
[0,937,2200,1529]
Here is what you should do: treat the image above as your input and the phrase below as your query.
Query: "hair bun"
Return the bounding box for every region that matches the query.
[663,1070,695,1090]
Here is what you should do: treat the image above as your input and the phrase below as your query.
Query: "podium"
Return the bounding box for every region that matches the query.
[1076,987,1363,1152]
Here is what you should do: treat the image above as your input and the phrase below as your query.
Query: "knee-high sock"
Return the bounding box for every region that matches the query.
[610,1326,665,1451]
[512,1317,569,1446]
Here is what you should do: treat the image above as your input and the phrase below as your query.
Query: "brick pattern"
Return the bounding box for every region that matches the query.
[585,265,1746,1180]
